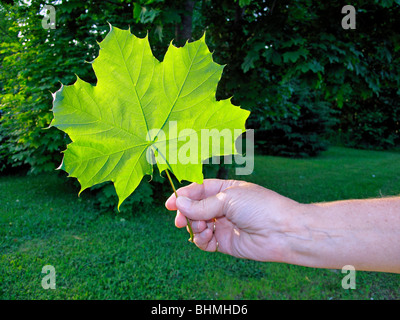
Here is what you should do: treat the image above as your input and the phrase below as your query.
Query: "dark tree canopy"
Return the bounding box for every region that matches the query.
[1,0,399,210]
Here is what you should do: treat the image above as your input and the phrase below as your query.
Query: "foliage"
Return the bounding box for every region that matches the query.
[0,0,194,210]
[51,25,249,208]
[257,83,338,157]
[1,0,400,210]
[199,0,400,155]
[1,2,91,173]
[339,88,400,150]
[0,0,192,175]
[90,180,154,213]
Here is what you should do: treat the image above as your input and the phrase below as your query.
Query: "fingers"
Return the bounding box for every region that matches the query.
[176,209,221,254]
[176,212,219,252]
[192,227,215,251]
[174,210,188,228]
[176,193,227,221]
[189,219,207,234]
[165,179,236,211]
[189,219,219,252]
[166,179,236,254]
[174,210,207,232]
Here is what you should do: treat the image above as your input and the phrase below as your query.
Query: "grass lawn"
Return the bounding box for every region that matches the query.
[1,146,400,300]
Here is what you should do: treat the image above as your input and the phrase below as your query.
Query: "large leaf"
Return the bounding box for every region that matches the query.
[50,25,250,208]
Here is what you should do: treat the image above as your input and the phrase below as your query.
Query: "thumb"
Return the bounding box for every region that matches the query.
[176,193,227,221]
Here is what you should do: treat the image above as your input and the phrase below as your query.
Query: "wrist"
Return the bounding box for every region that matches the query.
[281,202,339,269]
[267,195,400,273]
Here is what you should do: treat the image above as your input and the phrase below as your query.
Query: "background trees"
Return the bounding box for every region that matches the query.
[1,0,399,210]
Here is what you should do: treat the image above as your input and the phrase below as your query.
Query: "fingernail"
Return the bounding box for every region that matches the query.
[176,196,192,211]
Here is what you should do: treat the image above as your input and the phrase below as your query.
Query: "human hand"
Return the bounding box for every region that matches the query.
[165,179,303,262]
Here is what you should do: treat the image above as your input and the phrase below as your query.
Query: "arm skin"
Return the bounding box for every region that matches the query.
[165,179,400,274]
[290,197,400,273]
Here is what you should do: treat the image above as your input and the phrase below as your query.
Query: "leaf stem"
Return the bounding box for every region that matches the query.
[164,169,194,242]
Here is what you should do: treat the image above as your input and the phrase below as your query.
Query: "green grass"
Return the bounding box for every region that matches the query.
[1,147,400,300]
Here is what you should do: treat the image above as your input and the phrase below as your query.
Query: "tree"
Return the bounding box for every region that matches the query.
[1,0,399,211]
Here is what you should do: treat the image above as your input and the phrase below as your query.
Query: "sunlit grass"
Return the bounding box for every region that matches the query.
[1,147,399,299]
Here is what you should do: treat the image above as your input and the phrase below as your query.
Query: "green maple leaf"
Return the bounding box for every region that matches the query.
[50,25,250,209]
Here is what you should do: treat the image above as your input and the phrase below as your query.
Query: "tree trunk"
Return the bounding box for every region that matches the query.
[216,165,229,179]
[175,0,195,46]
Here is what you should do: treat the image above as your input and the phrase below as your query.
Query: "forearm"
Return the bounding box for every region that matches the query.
[283,197,400,273]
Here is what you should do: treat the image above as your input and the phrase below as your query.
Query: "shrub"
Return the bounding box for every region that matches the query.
[255,84,337,158]
[340,89,400,150]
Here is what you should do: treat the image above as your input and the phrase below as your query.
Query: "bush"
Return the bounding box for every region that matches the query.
[90,180,155,214]
[86,166,196,214]
[339,89,400,150]
[255,84,337,158]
